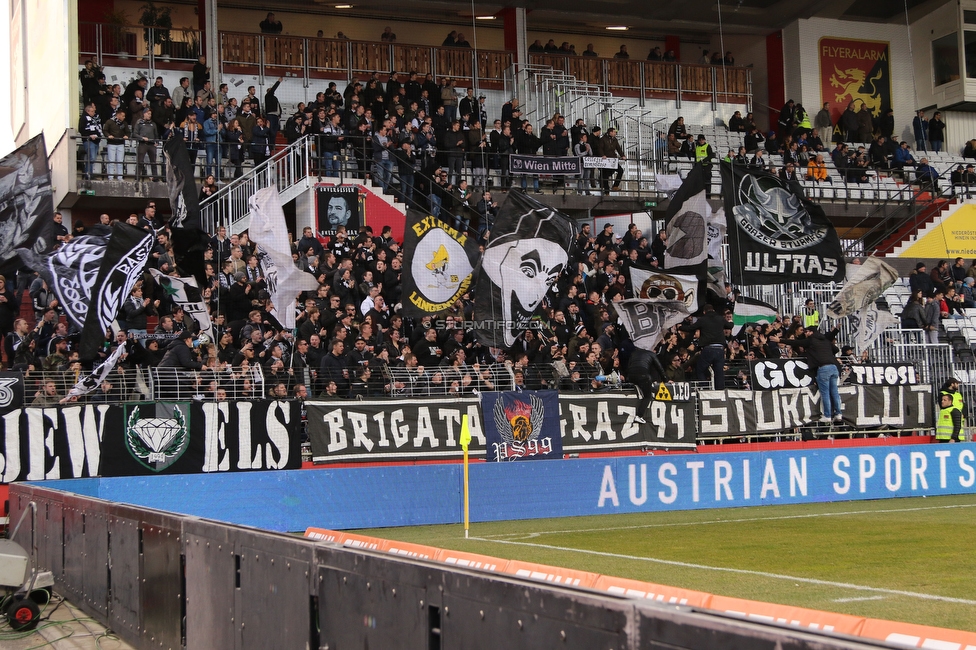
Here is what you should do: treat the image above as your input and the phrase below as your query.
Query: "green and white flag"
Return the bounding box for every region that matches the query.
[732,296,778,335]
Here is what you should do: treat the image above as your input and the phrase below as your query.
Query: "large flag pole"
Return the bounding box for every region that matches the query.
[460,413,471,539]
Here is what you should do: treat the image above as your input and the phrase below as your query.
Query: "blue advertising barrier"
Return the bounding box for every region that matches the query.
[34,443,976,532]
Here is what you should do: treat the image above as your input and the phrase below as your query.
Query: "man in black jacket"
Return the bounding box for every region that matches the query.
[681,304,732,388]
[784,327,842,423]
[628,347,666,424]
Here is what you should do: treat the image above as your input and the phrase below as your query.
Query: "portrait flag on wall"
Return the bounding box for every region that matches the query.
[401,209,480,318]
[472,191,576,348]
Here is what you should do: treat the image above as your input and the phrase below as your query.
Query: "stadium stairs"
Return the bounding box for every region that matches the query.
[200,134,405,237]
[882,197,959,256]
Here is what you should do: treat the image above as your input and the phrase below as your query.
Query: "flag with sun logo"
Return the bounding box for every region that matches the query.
[400,208,481,318]
[479,390,561,462]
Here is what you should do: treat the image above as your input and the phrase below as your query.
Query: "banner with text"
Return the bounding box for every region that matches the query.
[481,390,563,461]
[307,392,698,463]
[510,155,582,175]
[697,385,932,438]
[0,400,300,482]
[750,359,814,390]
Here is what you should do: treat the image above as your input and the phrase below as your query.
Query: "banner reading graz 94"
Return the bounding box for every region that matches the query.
[697,385,932,438]
[307,392,698,463]
[0,400,300,482]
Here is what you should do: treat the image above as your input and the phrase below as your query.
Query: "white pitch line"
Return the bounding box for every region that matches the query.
[468,537,976,606]
[833,596,886,603]
[480,502,976,540]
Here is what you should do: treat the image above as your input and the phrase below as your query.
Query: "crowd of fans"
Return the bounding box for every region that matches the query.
[78,60,635,226]
[1,198,885,406]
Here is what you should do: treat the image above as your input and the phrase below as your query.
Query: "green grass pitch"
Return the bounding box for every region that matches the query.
[356,493,976,632]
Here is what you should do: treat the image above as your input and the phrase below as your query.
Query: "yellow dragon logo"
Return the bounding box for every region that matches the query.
[830,66,883,116]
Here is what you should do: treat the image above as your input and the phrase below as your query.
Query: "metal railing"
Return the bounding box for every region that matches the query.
[146,363,266,401]
[79,22,751,108]
[199,135,315,234]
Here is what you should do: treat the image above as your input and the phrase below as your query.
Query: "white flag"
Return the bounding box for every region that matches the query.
[826,257,899,319]
[63,344,126,401]
[853,303,898,354]
[249,186,320,329]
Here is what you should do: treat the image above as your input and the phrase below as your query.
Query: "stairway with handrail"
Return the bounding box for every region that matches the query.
[200,135,316,235]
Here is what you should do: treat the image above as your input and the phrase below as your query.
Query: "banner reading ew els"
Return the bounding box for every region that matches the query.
[0,400,300,482]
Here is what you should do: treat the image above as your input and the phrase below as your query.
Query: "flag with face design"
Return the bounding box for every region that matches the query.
[473,191,576,348]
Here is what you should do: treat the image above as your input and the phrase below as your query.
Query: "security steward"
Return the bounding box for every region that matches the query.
[940,377,966,440]
[936,389,962,443]
[694,133,715,196]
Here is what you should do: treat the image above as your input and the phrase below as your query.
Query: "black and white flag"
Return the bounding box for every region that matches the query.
[852,303,898,354]
[149,268,215,343]
[64,343,126,401]
[19,234,107,332]
[721,161,845,284]
[163,137,202,231]
[661,163,725,297]
[473,191,576,348]
[401,209,480,318]
[616,299,689,350]
[249,186,320,329]
[0,134,56,272]
[81,223,155,360]
[164,138,209,286]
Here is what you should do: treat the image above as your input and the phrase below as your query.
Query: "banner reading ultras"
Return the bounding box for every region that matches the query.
[819,37,891,126]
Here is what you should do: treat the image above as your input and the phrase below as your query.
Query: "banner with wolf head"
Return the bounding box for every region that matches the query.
[401,209,480,318]
[819,37,891,127]
[721,161,845,285]
[473,191,576,348]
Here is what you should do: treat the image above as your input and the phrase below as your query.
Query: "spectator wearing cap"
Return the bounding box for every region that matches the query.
[595,223,615,248]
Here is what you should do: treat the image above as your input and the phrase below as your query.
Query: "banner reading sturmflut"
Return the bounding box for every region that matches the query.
[401,209,480,317]
[721,161,845,285]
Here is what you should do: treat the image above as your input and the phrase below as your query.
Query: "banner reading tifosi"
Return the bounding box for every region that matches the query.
[819,37,891,127]
[0,400,300,482]
[697,385,932,438]
[307,392,698,463]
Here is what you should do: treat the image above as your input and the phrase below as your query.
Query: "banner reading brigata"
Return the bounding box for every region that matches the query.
[819,37,891,128]
[307,393,697,463]
[0,400,300,482]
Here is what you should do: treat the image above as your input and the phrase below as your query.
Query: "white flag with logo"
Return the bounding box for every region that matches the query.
[249,186,320,329]
[853,302,898,354]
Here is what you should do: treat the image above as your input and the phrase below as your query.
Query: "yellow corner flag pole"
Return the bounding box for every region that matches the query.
[460,414,471,539]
